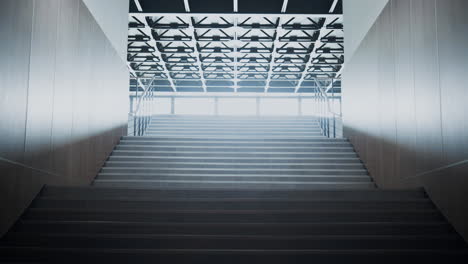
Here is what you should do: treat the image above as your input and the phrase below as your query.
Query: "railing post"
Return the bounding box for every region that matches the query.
[333,116,336,138]
[171,97,175,115]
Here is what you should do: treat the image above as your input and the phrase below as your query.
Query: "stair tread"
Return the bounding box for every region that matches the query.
[2,116,467,263]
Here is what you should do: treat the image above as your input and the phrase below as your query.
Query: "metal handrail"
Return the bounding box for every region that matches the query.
[311,77,342,138]
[130,74,158,117]
[311,77,342,118]
[129,75,157,136]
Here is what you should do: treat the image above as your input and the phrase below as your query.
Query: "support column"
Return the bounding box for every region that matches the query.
[170,97,175,115]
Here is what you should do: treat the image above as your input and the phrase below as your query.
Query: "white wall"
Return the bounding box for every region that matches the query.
[83,0,129,62]
[343,0,388,61]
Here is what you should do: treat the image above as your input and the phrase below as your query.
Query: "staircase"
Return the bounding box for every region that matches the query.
[1,115,467,263]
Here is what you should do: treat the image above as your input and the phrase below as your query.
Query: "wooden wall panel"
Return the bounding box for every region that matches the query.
[0,0,33,162]
[0,0,129,235]
[343,0,468,240]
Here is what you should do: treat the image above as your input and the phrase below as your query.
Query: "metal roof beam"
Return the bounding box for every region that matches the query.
[281,0,289,13]
[133,0,143,12]
[329,0,339,13]
[183,0,191,12]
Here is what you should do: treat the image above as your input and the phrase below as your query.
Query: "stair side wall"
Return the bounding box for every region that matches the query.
[342,0,468,241]
[0,0,129,235]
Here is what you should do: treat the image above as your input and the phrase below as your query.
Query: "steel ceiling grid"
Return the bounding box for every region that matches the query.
[128,1,343,94]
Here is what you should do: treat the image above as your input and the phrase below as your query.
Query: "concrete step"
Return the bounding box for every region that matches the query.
[146,125,322,129]
[142,134,327,138]
[119,140,352,148]
[118,140,352,148]
[107,156,362,164]
[121,136,348,143]
[150,115,319,119]
[143,131,323,136]
[114,145,356,152]
[92,180,376,190]
[96,173,372,182]
[103,161,366,170]
[145,126,322,132]
[31,199,434,211]
[148,118,319,123]
[110,150,359,158]
[12,220,453,236]
[100,167,368,176]
[23,208,443,223]
[41,186,426,200]
[1,247,467,264]
[3,233,464,250]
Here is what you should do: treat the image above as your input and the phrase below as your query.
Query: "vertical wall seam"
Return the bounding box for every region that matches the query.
[23,0,36,162]
[390,0,398,186]
[410,0,417,174]
[434,0,445,161]
[49,1,61,160]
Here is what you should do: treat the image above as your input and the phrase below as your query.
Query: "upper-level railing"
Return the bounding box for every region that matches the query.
[128,76,157,136]
[311,78,343,138]
[127,76,342,137]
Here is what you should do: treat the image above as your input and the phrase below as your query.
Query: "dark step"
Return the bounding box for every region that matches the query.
[103,161,365,170]
[1,247,467,264]
[3,233,465,250]
[23,208,443,223]
[13,221,455,236]
[40,186,427,200]
[31,199,434,211]
[99,167,368,176]
[92,181,376,190]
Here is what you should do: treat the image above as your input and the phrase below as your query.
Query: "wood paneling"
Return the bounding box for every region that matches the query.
[343,0,468,240]
[0,0,129,235]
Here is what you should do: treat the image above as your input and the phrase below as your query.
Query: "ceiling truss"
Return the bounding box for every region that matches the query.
[127,1,343,93]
